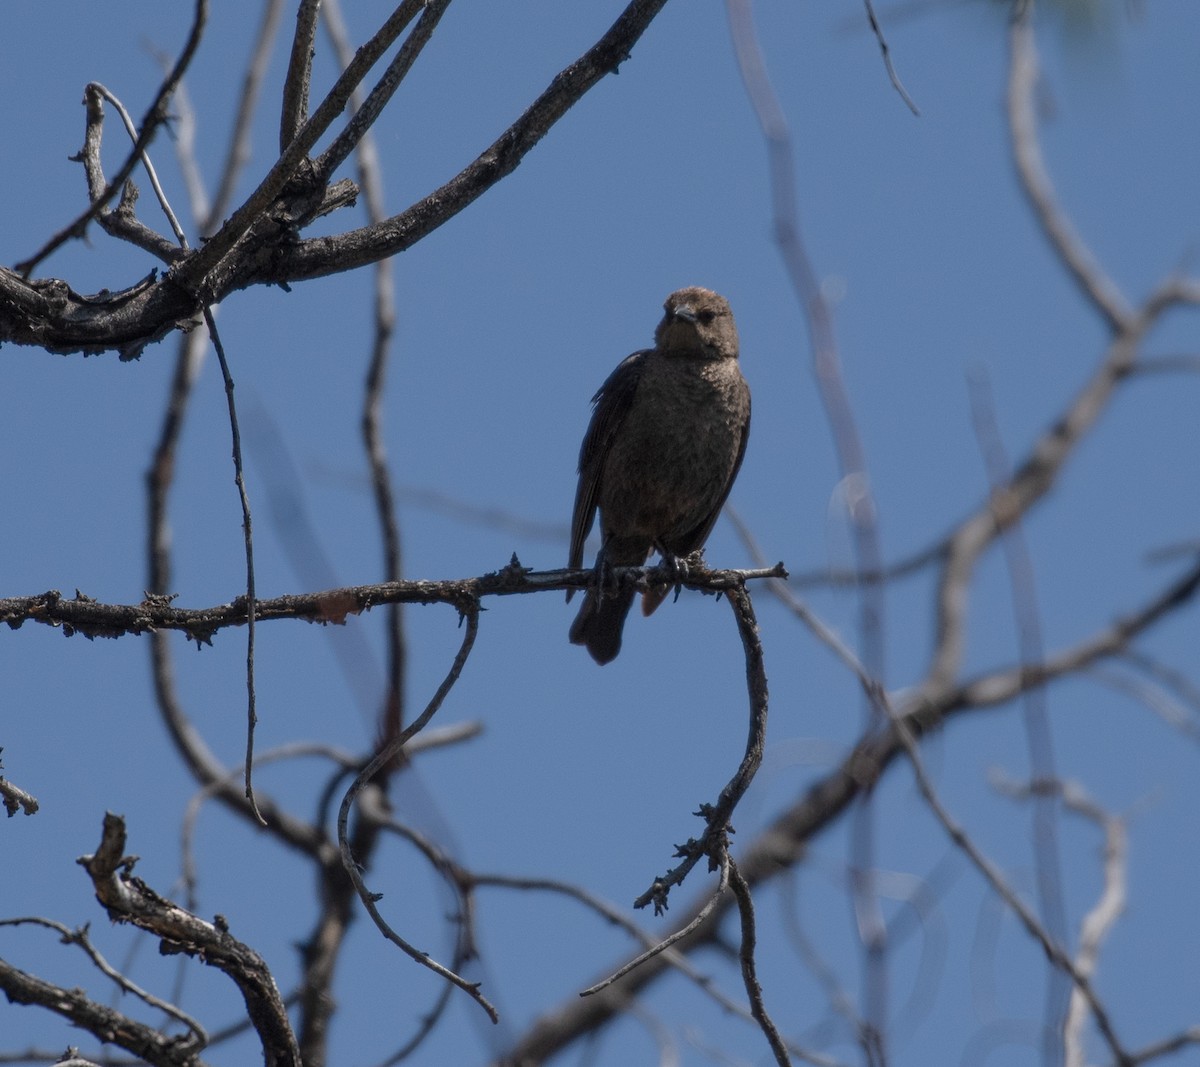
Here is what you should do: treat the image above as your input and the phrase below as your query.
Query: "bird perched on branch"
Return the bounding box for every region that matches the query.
[567,286,751,664]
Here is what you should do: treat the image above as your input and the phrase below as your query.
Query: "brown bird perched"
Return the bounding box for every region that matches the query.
[567,287,751,664]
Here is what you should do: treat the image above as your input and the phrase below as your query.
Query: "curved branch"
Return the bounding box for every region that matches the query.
[633,583,770,913]
[78,813,300,1067]
[730,859,792,1067]
[336,606,496,1021]
[1007,4,1132,332]
[927,314,1151,692]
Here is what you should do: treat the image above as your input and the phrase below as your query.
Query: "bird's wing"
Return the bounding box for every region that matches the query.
[567,351,647,580]
[675,385,751,555]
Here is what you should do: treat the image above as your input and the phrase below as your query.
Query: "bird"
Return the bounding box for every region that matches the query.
[567,286,751,665]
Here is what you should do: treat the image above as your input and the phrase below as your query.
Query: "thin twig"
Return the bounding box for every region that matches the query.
[0,917,207,1048]
[279,0,323,150]
[724,2,889,1052]
[312,0,453,188]
[323,0,408,738]
[69,85,184,264]
[968,366,1070,1066]
[173,0,431,298]
[209,0,287,231]
[15,0,208,275]
[202,308,262,824]
[336,606,497,1021]
[991,776,1128,1067]
[582,853,730,996]
[883,706,1133,1066]
[1007,0,1132,332]
[861,0,920,114]
[179,742,356,907]
[632,583,771,913]
[725,505,878,694]
[1121,1028,1200,1067]
[87,84,187,245]
[729,859,792,1066]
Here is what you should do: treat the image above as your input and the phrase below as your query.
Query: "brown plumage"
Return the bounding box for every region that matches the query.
[567,287,751,664]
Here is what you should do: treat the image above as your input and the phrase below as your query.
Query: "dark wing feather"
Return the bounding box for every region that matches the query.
[673,388,751,555]
[566,351,647,598]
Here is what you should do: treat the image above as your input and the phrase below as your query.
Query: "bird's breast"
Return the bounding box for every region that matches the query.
[597,356,748,548]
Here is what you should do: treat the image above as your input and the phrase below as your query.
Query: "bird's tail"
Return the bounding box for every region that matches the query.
[569,586,636,665]
[641,586,669,617]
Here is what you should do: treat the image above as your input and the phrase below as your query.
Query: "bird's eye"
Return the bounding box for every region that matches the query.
[697,310,716,325]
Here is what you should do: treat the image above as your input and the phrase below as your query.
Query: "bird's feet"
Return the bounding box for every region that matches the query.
[660,551,703,603]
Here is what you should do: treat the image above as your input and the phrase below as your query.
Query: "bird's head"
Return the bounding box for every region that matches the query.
[655,287,739,361]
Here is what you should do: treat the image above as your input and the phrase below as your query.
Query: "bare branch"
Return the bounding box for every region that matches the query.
[0,561,786,642]
[0,773,39,817]
[144,330,332,858]
[71,85,184,261]
[171,1,432,299]
[279,0,325,150]
[0,917,207,1047]
[499,550,1200,1063]
[198,309,263,821]
[883,711,1132,1065]
[724,0,891,1046]
[90,84,188,245]
[633,583,771,913]
[1122,1027,1200,1067]
[968,367,1070,1059]
[336,606,496,1021]
[0,957,201,1067]
[78,813,300,1067]
[2,1,679,357]
[14,0,208,276]
[860,0,920,114]
[1007,2,1133,331]
[312,0,453,188]
[275,0,674,282]
[209,0,288,231]
[584,854,730,996]
[322,0,408,738]
[729,859,792,1067]
[991,777,1129,1067]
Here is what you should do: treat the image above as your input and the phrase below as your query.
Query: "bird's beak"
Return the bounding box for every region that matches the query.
[672,305,697,324]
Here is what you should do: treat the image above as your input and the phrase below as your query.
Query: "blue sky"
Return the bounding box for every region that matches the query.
[3,2,1199,1065]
